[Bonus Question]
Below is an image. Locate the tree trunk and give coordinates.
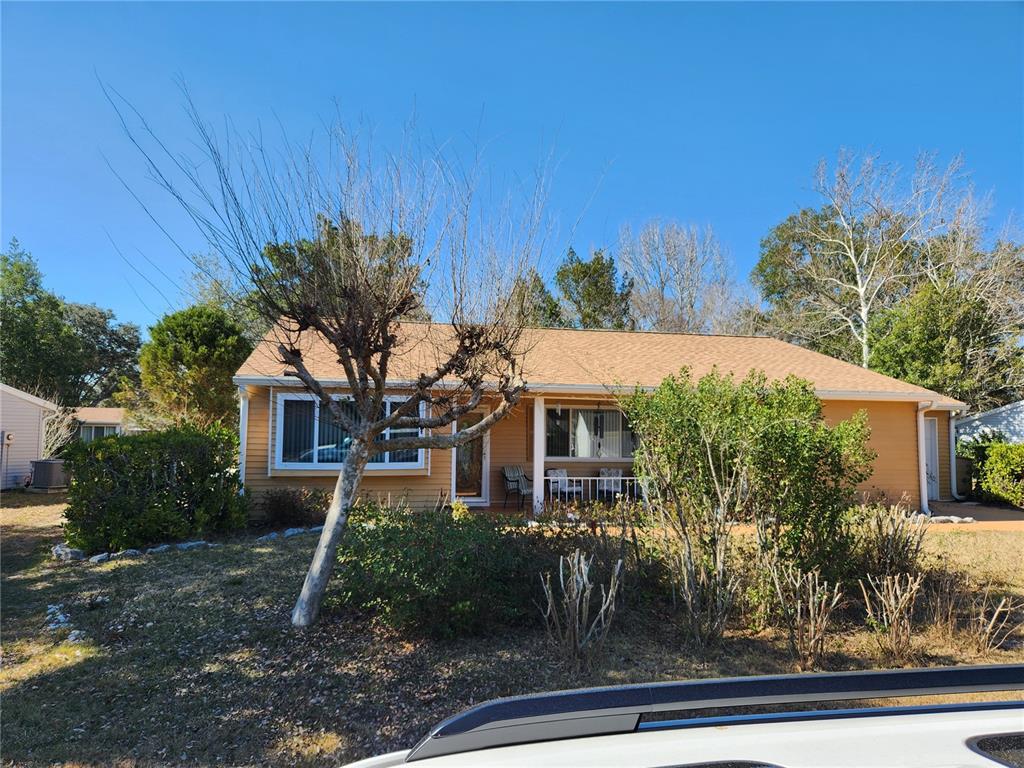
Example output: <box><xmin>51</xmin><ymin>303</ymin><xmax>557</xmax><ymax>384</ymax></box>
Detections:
<box><xmin>290</xmin><ymin>440</ymin><xmax>368</xmax><ymax>627</ymax></box>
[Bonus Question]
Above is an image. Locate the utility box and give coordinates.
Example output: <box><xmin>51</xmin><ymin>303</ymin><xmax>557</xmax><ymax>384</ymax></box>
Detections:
<box><xmin>30</xmin><ymin>459</ymin><xmax>67</xmax><ymax>491</ymax></box>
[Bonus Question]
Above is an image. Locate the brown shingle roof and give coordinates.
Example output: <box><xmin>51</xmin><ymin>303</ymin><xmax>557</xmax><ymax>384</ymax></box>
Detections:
<box><xmin>74</xmin><ymin>407</ymin><xmax>126</xmax><ymax>424</ymax></box>
<box><xmin>234</xmin><ymin>323</ymin><xmax>964</xmax><ymax>406</ymax></box>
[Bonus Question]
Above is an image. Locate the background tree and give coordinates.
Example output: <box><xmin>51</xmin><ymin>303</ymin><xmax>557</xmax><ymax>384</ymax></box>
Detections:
<box><xmin>137</xmin><ymin>304</ymin><xmax>253</xmax><ymax>427</ymax></box>
<box><xmin>114</xmin><ymin>94</ymin><xmax>547</xmax><ymax>626</ymax></box>
<box><xmin>0</xmin><ymin>239</ymin><xmax>139</xmax><ymax>405</ymax></box>
<box><xmin>871</xmin><ymin>278</ymin><xmax>1023</xmax><ymax>410</ymax></box>
<box><xmin>519</xmin><ymin>268</ymin><xmax>567</xmax><ymax>327</ymax></box>
<box><xmin>619</xmin><ymin>221</ymin><xmax>738</xmax><ymax>333</ymax></box>
<box><xmin>752</xmin><ymin>152</ymin><xmax>963</xmax><ymax>367</ymax></box>
<box><xmin>554</xmin><ymin>247</ymin><xmax>633</xmax><ymax>329</ymax></box>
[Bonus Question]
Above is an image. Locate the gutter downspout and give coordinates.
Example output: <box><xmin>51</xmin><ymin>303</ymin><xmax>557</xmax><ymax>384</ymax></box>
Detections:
<box><xmin>917</xmin><ymin>401</ymin><xmax>933</xmax><ymax>516</ymax></box>
<box><xmin>949</xmin><ymin>409</ymin><xmax>965</xmax><ymax>500</ymax></box>
<box><xmin>237</xmin><ymin>386</ymin><xmax>250</xmax><ymax>490</ymax></box>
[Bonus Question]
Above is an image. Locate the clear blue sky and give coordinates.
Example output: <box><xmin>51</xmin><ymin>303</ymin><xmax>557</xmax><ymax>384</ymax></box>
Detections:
<box><xmin>3</xmin><ymin>2</ymin><xmax>1022</xmax><ymax>333</ymax></box>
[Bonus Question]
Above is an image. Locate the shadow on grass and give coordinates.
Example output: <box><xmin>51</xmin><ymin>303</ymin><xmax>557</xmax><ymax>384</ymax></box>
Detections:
<box><xmin>3</xmin><ymin>531</ymin><xmax>1019</xmax><ymax>767</ymax></box>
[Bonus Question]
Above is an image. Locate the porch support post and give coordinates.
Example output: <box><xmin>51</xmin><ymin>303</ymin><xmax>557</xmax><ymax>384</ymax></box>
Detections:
<box><xmin>237</xmin><ymin>385</ymin><xmax>250</xmax><ymax>489</ymax></box>
<box><xmin>532</xmin><ymin>395</ymin><xmax>545</xmax><ymax>514</ymax></box>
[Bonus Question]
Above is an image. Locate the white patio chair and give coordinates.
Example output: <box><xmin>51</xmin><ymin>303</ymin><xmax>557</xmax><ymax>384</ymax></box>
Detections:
<box><xmin>545</xmin><ymin>468</ymin><xmax>583</xmax><ymax>503</ymax></box>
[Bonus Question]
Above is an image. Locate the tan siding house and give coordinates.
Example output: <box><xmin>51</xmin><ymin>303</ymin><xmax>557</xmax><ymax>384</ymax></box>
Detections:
<box><xmin>234</xmin><ymin>324</ymin><xmax>965</xmax><ymax>515</ymax></box>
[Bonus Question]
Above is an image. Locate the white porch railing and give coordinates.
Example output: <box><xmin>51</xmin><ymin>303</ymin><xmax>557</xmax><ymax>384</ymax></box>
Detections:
<box><xmin>542</xmin><ymin>475</ymin><xmax>645</xmax><ymax>507</ymax></box>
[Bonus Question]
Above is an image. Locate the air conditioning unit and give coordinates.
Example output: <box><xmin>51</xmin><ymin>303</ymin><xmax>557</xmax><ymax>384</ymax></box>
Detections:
<box><xmin>31</xmin><ymin>459</ymin><xmax>67</xmax><ymax>490</ymax></box>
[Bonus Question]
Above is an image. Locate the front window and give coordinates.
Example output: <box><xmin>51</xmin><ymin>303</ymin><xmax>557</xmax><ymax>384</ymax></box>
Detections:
<box><xmin>276</xmin><ymin>394</ymin><xmax>424</xmax><ymax>469</ymax></box>
<box><xmin>78</xmin><ymin>425</ymin><xmax>118</xmax><ymax>443</ymax></box>
<box><xmin>545</xmin><ymin>407</ymin><xmax>634</xmax><ymax>459</ymax></box>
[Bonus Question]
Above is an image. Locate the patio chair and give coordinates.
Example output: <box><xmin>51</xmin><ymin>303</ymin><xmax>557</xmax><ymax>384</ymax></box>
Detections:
<box><xmin>502</xmin><ymin>465</ymin><xmax>532</xmax><ymax>509</ymax></box>
<box><xmin>546</xmin><ymin>468</ymin><xmax>584</xmax><ymax>503</ymax></box>
<box><xmin>596</xmin><ymin>467</ymin><xmax>624</xmax><ymax>501</ymax></box>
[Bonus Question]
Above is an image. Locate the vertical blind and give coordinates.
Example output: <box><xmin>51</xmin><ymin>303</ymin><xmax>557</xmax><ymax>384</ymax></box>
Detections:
<box><xmin>545</xmin><ymin>408</ymin><xmax>634</xmax><ymax>458</ymax></box>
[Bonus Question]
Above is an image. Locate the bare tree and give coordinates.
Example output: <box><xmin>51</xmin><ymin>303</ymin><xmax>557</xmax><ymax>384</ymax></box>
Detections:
<box><xmin>767</xmin><ymin>152</ymin><xmax>965</xmax><ymax>367</ymax></box>
<box><xmin>110</xmin><ymin>92</ymin><xmax>549</xmax><ymax>626</ymax></box>
<box><xmin>618</xmin><ymin>221</ymin><xmax>739</xmax><ymax>333</ymax></box>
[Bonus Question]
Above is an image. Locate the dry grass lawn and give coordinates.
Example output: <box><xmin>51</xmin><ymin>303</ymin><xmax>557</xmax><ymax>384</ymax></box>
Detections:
<box><xmin>2</xmin><ymin>492</ymin><xmax>1022</xmax><ymax>767</ymax></box>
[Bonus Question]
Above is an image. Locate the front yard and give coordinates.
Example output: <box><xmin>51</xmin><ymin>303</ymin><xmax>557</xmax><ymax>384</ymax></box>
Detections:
<box><xmin>2</xmin><ymin>492</ymin><xmax>1023</xmax><ymax>767</ymax></box>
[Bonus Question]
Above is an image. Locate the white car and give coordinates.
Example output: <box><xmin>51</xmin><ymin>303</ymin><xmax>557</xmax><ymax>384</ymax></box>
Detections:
<box><xmin>346</xmin><ymin>664</ymin><xmax>1023</xmax><ymax>767</ymax></box>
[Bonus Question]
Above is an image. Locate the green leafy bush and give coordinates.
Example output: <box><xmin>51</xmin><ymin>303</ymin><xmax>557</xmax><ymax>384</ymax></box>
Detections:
<box><xmin>957</xmin><ymin>429</ymin><xmax>1007</xmax><ymax>499</ymax></box>
<box><xmin>979</xmin><ymin>443</ymin><xmax>1024</xmax><ymax>508</ymax></box>
<box><xmin>334</xmin><ymin>501</ymin><xmax>645</xmax><ymax>638</ymax></box>
<box><xmin>63</xmin><ymin>426</ymin><xmax>245</xmax><ymax>552</ymax></box>
<box><xmin>335</xmin><ymin>502</ymin><xmax>538</xmax><ymax>637</ymax></box>
<box><xmin>261</xmin><ymin>487</ymin><xmax>330</xmax><ymax>528</ymax></box>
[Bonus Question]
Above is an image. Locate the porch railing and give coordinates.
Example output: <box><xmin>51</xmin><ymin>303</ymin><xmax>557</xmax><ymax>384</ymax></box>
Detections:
<box><xmin>542</xmin><ymin>475</ymin><xmax>646</xmax><ymax>507</ymax></box>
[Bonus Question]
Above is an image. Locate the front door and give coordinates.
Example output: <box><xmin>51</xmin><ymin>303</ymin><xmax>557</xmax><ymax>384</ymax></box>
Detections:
<box><xmin>453</xmin><ymin>413</ymin><xmax>489</xmax><ymax>504</ymax></box>
<box><xmin>925</xmin><ymin>417</ymin><xmax>940</xmax><ymax>501</ymax></box>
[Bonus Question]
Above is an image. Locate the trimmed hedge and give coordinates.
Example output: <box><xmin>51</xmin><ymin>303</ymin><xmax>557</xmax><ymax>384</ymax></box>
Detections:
<box><xmin>979</xmin><ymin>443</ymin><xmax>1024</xmax><ymax>508</ymax></box>
<box><xmin>63</xmin><ymin>426</ymin><xmax>246</xmax><ymax>553</ymax></box>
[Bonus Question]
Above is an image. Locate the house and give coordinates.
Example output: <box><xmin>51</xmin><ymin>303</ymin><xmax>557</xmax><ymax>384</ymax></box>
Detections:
<box><xmin>955</xmin><ymin>400</ymin><xmax>1024</xmax><ymax>444</ymax></box>
<box><xmin>73</xmin><ymin>407</ymin><xmax>139</xmax><ymax>442</ymax></box>
<box><xmin>232</xmin><ymin>324</ymin><xmax>966</xmax><ymax>515</ymax></box>
<box><xmin>0</xmin><ymin>384</ymin><xmax>58</xmax><ymax>490</ymax></box>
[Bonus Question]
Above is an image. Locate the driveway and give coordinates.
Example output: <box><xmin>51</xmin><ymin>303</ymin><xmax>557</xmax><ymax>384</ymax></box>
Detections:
<box><xmin>930</xmin><ymin>500</ymin><xmax>1024</xmax><ymax>530</ymax></box>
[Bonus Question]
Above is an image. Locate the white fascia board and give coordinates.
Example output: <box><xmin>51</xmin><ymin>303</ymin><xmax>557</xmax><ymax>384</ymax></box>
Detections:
<box><xmin>233</xmin><ymin>375</ymin><xmax>961</xmax><ymax>405</ymax></box>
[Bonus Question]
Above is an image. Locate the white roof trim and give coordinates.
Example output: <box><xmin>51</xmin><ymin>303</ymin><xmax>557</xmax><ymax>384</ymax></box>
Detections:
<box><xmin>0</xmin><ymin>383</ymin><xmax>58</xmax><ymax>411</ymax></box>
<box><xmin>233</xmin><ymin>375</ymin><xmax>961</xmax><ymax>405</ymax></box>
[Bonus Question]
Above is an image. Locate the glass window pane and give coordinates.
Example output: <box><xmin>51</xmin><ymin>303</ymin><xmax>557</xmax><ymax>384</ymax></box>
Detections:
<box><xmin>317</xmin><ymin>401</ymin><xmax>355</xmax><ymax>464</ymax></box>
<box><xmin>573</xmin><ymin>410</ymin><xmax>600</xmax><ymax>458</ymax></box>
<box><xmin>282</xmin><ymin>399</ymin><xmax>315</xmax><ymax>462</ymax></box>
<box><xmin>546</xmin><ymin>408</ymin><xmax>570</xmax><ymax>457</ymax></box>
<box><xmin>600</xmin><ymin>410</ymin><xmax>621</xmax><ymax>457</ymax></box>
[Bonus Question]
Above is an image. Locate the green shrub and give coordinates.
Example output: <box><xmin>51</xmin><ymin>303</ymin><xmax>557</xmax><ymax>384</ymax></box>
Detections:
<box><xmin>957</xmin><ymin>429</ymin><xmax>1007</xmax><ymax>499</ymax></box>
<box><xmin>63</xmin><ymin>425</ymin><xmax>245</xmax><ymax>552</ymax></box>
<box><xmin>261</xmin><ymin>487</ymin><xmax>330</xmax><ymax>528</ymax></box>
<box><xmin>334</xmin><ymin>501</ymin><xmax>647</xmax><ymax>638</ymax></box>
<box><xmin>335</xmin><ymin>502</ymin><xmax>537</xmax><ymax>637</ymax></box>
<box><xmin>979</xmin><ymin>443</ymin><xmax>1024</xmax><ymax>508</ymax></box>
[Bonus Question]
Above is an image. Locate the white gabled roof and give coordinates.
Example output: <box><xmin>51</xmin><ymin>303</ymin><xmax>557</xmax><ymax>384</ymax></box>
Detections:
<box><xmin>0</xmin><ymin>383</ymin><xmax>58</xmax><ymax>411</ymax></box>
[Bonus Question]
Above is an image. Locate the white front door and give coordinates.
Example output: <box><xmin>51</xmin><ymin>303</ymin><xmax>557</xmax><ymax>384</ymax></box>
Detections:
<box><xmin>452</xmin><ymin>412</ymin><xmax>490</xmax><ymax>505</ymax></box>
<box><xmin>925</xmin><ymin>417</ymin><xmax>940</xmax><ymax>501</ymax></box>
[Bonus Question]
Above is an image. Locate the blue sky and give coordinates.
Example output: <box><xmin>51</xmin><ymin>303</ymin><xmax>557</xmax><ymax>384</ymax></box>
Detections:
<box><xmin>3</xmin><ymin>2</ymin><xmax>1022</xmax><ymax>333</ymax></box>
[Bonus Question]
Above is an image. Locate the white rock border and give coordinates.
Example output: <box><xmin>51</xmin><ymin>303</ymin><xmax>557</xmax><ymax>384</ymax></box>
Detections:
<box><xmin>56</xmin><ymin>524</ymin><xmax>326</xmax><ymax>564</ymax></box>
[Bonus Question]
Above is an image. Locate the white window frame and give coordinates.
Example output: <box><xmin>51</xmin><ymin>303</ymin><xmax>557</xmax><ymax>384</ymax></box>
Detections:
<box><xmin>274</xmin><ymin>392</ymin><xmax>425</xmax><ymax>471</ymax></box>
<box><xmin>545</xmin><ymin>406</ymin><xmax>634</xmax><ymax>462</ymax></box>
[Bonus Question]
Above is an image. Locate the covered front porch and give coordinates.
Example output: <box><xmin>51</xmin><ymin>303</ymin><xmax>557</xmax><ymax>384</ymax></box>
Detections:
<box><xmin>450</xmin><ymin>393</ymin><xmax>644</xmax><ymax>513</ymax></box>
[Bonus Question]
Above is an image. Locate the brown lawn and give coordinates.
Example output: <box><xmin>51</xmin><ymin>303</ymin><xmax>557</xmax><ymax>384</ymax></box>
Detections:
<box><xmin>1</xmin><ymin>492</ymin><xmax>1022</xmax><ymax>767</ymax></box>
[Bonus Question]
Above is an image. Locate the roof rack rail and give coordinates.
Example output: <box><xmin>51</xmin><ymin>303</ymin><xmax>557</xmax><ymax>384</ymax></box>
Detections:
<box><xmin>406</xmin><ymin>664</ymin><xmax>1024</xmax><ymax>762</ymax></box>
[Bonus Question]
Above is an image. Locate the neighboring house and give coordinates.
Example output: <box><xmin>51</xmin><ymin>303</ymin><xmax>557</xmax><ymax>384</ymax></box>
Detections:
<box><xmin>0</xmin><ymin>384</ymin><xmax>58</xmax><ymax>490</ymax></box>
<box><xmin>73</xmin><ymin>407</ymin><xmax>139</xmax><ymax>442</ymax></box>
<box><xmin>232</xmin><ymin>324</ymin><xmax>966</xmax><ymax>515</ymax></box>
<box><xmin>955</xmin><ymin>400</ymin><xmax>1024</xmax><ymax>444</ymax></box>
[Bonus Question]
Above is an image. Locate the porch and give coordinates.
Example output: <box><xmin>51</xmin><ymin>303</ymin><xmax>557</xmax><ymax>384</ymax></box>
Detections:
<box><xmin>452</xmin><ymin>394</ymin><xmax>644</xmax><ymax>513</ymax></box>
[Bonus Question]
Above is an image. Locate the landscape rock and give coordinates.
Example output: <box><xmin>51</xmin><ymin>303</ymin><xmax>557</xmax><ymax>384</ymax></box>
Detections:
<box><xmin>88</xmin><ymin>552</ymin><xmax>110</xmax><ymax>564</ymax></box>
<box><xmin>46</xmin><ymin>604</ymin><xmax>71</xmax><ymax>630</ymax></box>
<box><xmin>111</xmin><ymin>549</ymin><xmax>143</xmax><ymax>559</ymax></box>
<box><xmin>255</xmin><ymin>532</ymin><xmax>279</xmax><ymax>543</ymax></box>
<box><xmin>86</xmin><ymin>595</ymin><xmax>110</xmax><ymax>609</ymax></box>
<box><xmin>929</xmin><ymin>515</ymin><xmax>976</xmax><ymax>524</ymax></box>
<box><xmin>176</xmin><ymin>541</ymin><xmax>208</xmax><ymax>552</ymax></box>
<box><xmin>52</xmin><ymin>544</ymin><xmax>85</xmax><ymax>562</ymax></box>
<box><xmin>207</xmin><ymin>542</ymin><xmax>223</xmax><ymax>548</ymax></box>
<box><xmin>67</xmin><ymin>630</ymin><xmax>87</xmax><ymax>643</ymax></box>
<box><xmin>146</xmin><ymin>544</ymin><xmax>171</xmax><ymax>555</ymax></box>
<box><xmin>283</xmin><ymin>527</ymin><xmax>306</xmax><ymax>538</ymax></box>
<box><xmin>308</xmin><ymin>525</ymin><xmax>324</xmax><ymax>534</ymax></box>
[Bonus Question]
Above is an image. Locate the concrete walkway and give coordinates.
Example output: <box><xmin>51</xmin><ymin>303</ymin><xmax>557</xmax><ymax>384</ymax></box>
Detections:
<box><xmin>929</xmin><ymin>500</ymin><xmax>1024</xmax><ymax>530</ymax></box>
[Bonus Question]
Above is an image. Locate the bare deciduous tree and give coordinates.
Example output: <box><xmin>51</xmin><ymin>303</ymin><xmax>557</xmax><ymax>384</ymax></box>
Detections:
<box><xmin>111</xmin><ymin>91</ymin><xmax>549</xmax><ymax>626</ymax></box>
<box><xmin>765</xmin><ymin>152</ymin><xmax>966</xmax><ymax>367</ymax></box>
<box><xmin>618</xmin><ymin>222</ymin><xmax>739</xmax><ymax>334</ymax></box>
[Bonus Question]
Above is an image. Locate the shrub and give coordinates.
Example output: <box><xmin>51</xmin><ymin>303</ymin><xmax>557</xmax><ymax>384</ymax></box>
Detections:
<box><xmin>63</xmin><ymin>425</ymin><xmax>245</xmax><ymax>553</ymax></box>
<box><xmin>336</xmin><ymin>502</ymin><xmax>540</xmax><ymax>637</ymax></box>
<box><xmin>860</xmin><ymin>573</ymin><xmax>923</xmax><ymax>664</ymax></box>
<box><xmin>261</xmin><ymin>487</ymin><xmax>330</xmax><ymax>528</ymax></box>
<box><xmin>957</xmin><ymin>429</ymin><xmax>1007</xmax><ymax>499</ymax></box>
<box><xmin>978</xmin><ymin>443</ymin><xmax>1024</xmax><ymax>508</ymax></box>
<box><xmin>540</xmin><ymin>549</ymin><xmax>622</xmax><ymax>672</ymax></box>
<box><xmin>852</xmin><ymin>502</ymin><xmax>925</xmax><ymax>579</ymax></box>
<box><xmin>769</xmin><ymin>561</ymin><xmax>843</xmax><ymax>671</ymax></box>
